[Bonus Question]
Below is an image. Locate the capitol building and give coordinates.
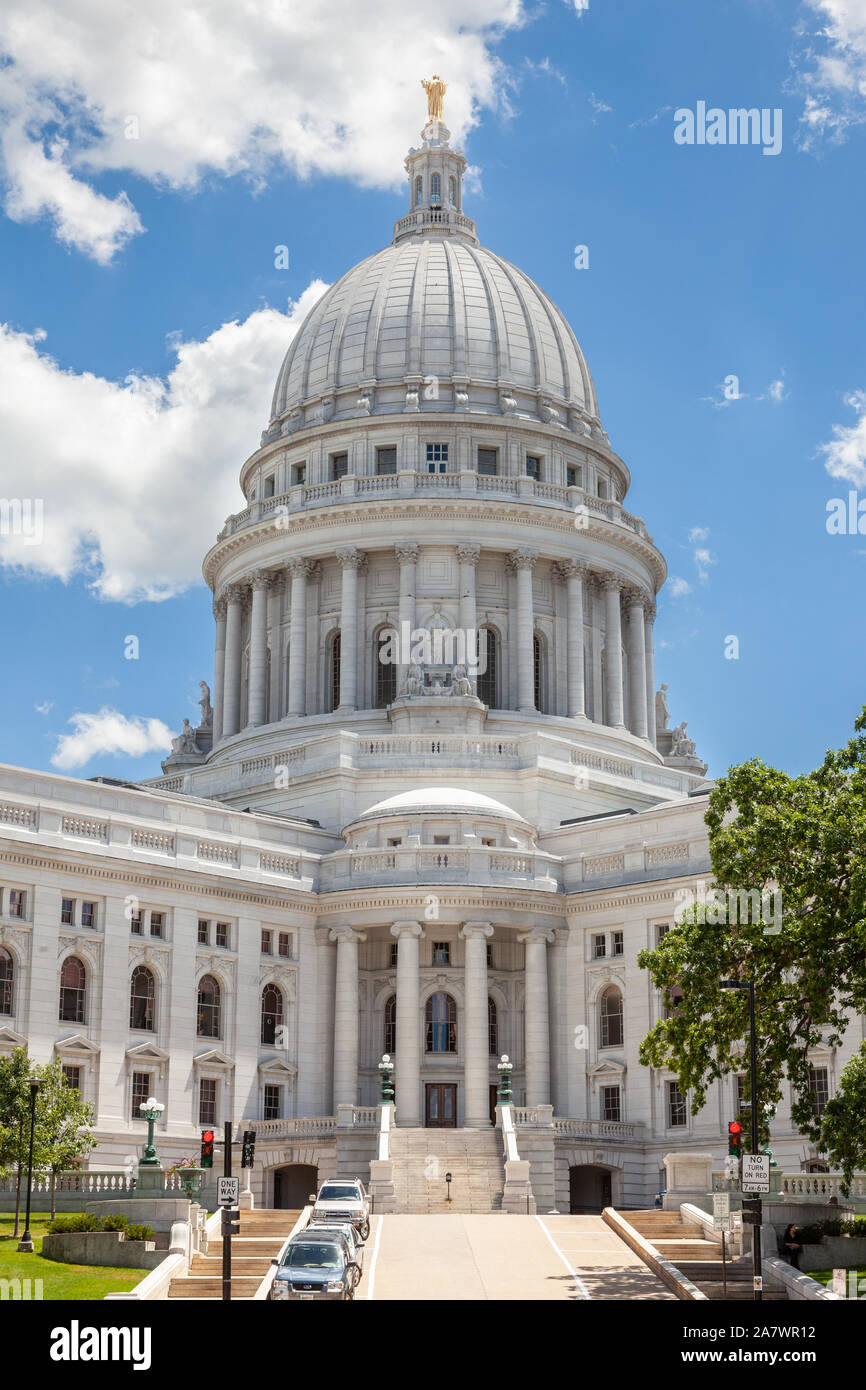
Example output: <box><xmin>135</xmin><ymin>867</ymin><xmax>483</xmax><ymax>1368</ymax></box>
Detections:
<box><xmin>0</xmin><ymin>89</ymin><xmax>855</xmax><ymax>1213</ymax></box>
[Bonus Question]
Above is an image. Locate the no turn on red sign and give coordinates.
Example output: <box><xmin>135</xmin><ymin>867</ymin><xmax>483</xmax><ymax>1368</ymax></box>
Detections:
<box><xmin>741</xmin><ymin>1154</ymin><xmax>770</xmax><ymax>1194</ymax></box>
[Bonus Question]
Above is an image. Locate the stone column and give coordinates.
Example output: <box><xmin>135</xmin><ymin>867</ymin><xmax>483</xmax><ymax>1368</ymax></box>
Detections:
<box><xmin>602</xmin><ymin>574</ymin><xmax>625</xmax><ymax>729</ymax></box>
<box><xmin>336</xmin><ymin>548</ymin><xmax>365</xmax><ymax>711</ymax></box>
<box><xmin>247</xmin><ymin>571</ymin><xmax>271</xmax><ymax>727</ymax></box>
<box><xmin>644</xmin><ymin>599</ymin><xmax>657</xmax><ymax>747</ymax></box>
<box><xmin>391</xmin><ymin>922</ymin><xmax>424</xmax><ymax>1127</ymax></box>
<box><xmin>520</xmin><ymin>927</ymin><xmax>554</xmax><ymax>1105</ymax></box>
<box><xmin>509</xmin><ymin>549</ymin><xmax>538</xmax><ymax>711</ymax></box>
<box><xmin>456</xmin><ymin>544</ymin><xmax>480</xmax><ymax>676</ymax></box>
<box><xmin>625</xmin><ymin>587</ymin><xmax>649</xmax><ymax>739</ymax></box>
<box><xmin>557</xmin><ymin>561</ymin><xmax>587</xmax><ymax>719</ymax></box>
<box><xmin>460</xmin><ymin>923</ymin><xmax>494</xmax><ymax>1127</ymax></box>
<box><xmin>395</xmin><ymin>544</ymin><xmax>418</xmax><ymax>693</ymax></box>
<box><xmin>212</xmin><ymin>597</ymin><xmax>227</xmax><ymax>743</ymax></box>
<box><xmin>329</xmin><ymin>926</ymin><xmax>366</xmax><ymax>1108</ymax></box>
<box><xmin>222</xmin><ymin>584</ymin><xmax>246</xmax><ymax>738</ymax></box>
<box><xmin>267</xmin><ymin>572</ymin><xmax>284</xmax><ymax>722</ymax></box>
<box><xmin>287</xmin><ymin>559</ymin><xmax>314</xmax><ymax>717</ymax></box>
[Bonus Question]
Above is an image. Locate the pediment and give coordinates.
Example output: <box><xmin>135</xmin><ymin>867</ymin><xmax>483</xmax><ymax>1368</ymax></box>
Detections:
<box><xmin>258</xmin><ymin>1056</ymin><xmax>298</xmax><ymax>1077</ymax></box>
<box><xmin>193</xmin><ymin>1048</ymin><xmax>235</xmax><ymax>1069</ymax></box>
<box><xmin>54</xmin><ymin>1033</ymin><xmax>101</xmax><ymax>1058</ymax></box>
<box><xmin>588</xmin><ymin>1059</ymin><xmax>626</xmax><ymax>1081</ymax></box>
<box><xmin>125</xmin><ymin>1042</ymin><xmax>171</xmax><ymax>1063</ymax></box>
<box><xmin>0</xmin><ymin>1024</ymin><xmax>28</xmax><ymax>1050</ymax></box>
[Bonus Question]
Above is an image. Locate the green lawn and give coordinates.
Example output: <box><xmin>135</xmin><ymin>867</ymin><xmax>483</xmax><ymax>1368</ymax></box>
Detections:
<box><xmin>0</xmin><ymin>1212</ymin><xmax>145</xmax><ymax>1300</ymax></box>
<box><xmin>808</xmin><ymin>1267</ymin><xmax>866</xmax><ymax>1289</ymax></box>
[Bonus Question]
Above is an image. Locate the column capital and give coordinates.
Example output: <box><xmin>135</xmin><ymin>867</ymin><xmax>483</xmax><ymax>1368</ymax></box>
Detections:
<box><xmin>623</xmin><ymin>583</ymin><xmax>650</xmax><ymax>610</ymax></box>
<box><xmin>213</xmin><ymin>596</ymin><xmax>227</xmax><ymax>620</ymax></box>
<box><xmin>249</xmin><ymin>569</ymin><xmax>272</xmax><ymax>593</ymax></box>
<box><xmin>643</xmin><ymin>595</ymin><xmax>657</xmax><ymax>622</ymax></box>
<box><xmin>600</xmin><ymin>571</ymin><xmax>625</xmax><ymax>593</ymax></box>
<box><xmin>456</xmin><ymin>544</ymin><xmax>481</xmax><ymax>566</ymax></box>
<box><xmin>336</xmin><ymin>547</ymin><xmax>367</xmax><ymax>571</ymax></box>
<box><xmin>224</xmin><ymin>581</ymin><xmax>249</xmax><ymax>606</ymax></box>
<box><xmin>288</xmin><ymin>556</ymin><xmax>319</xmax><ymax>580</ymax></box>
<box><xmin>459</xmin><ymin>922</ymin><xmax>494</xmax><ymax>939</ymax></box>
<box><xmin>268</xmin><ymin>569</ymin><xmax>286</xmax><ymax>593</ymax></box>
<box><xmin>329</xmin><ymin>925</ymin><xmax>367</xmax><ymax>944</ymax></box>
<box><xmin>518</xmin><ymin>927</ymin><xmax>555</xmax><ymax>945</ymax></box>
<box><xmin>553</xmin><ymin>559</ymin><xmax>588</xmax><ymax>583</ymax></box>
<box><xmin>508</xmin><ymin>547</ymin><xmax>539</xmax><ymax>571</ymax></box>
<box><xmin>390</xmin><ymin>921</ymin><xmax>424</xmax><ymax>938</ymax></box>
<box><xmin>395</xmin><ymin>544</ymin><xmax>419</xmax><ymax>564</ymax></box>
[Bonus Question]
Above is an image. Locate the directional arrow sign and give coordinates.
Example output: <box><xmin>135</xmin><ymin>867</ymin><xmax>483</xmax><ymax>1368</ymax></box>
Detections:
<box><xmin>218</xmin><ymin>1176</ymin><xmax>240</xmax><ymax>1206</ymax></box>
<box><xmin>741</xmin><ymin>1154</ymin><xmax>770</xmax><ymax>1194</ymax></box>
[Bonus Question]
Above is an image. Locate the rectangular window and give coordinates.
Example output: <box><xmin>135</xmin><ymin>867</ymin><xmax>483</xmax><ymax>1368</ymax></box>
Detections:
<box><xmin>432</xmin><ymin>942</ymin><xmax>450</xmax><ymax>966</ymax></box>
<box><xmin>612</xmin><ymin>930</ymin><xmax>624</xmax><ymax>957</ymax></box>
<box><xmin>566</xmin><ymin>465</ymin><xmax>580</xmax><ymax>488</ymax></box>
<box><xmin>130</xmin><ymin>910</ymin><xmax>143</xmax><ymax>935</ymax></box>
<box><xmin>216</xmin><ymin>922</ymin><xmax>229</xmax><ymax>949</ymax></box>
<box><xmin>61</xmin><ymin>897</ymin><xmax>75</xmax><ymax>925</ymax></box>
<box><xmin>278</xmin><ymin>932</ymin><xmax>290</xmax><ymax>958</ymax></box>
<box><xmin>263</xmin><ymin>475</ymin><xmax>275</xmax><ymax>498</ymax></box>
<box><xmin>291</xmin><ymin>463</ymin><xmax>306</xmax><ymax>487</ymax></box>
<box><xmin>486</xmin><ymin>943</ymin><xmax>493</xmax><ymax>969</ymax></box>
<box><xmin>736</xmin><ymin>1074</ymin><xmax>746</xmax><ymax>1112</ymax></box>
<box><xmin>331</xmin><ymin>452</ymin><xmax>349</xmax><ymax>480</ymax></box>
<box><xmin>666</xmin><ymin>1080</ymin><xmax>687</xmax><ymax>1128</ymax></box>
<box><xmin>263</xmin><ymin>1084</ymin><xmax>282</xmax><ymax>1121</ymax></box>
<box><xmin>131</xmin><ymin>1072</ymin><xmax>151</xmax><ymax>1120</ymax></box>
<box><xmin>525</xmin><ymin>454</ymin><xmax>541</xmax><ymax>480</ymax></box>
<box><xmin>261</xmin><ymin>929</ymin><xmax>272</xmax><ymax>955</ymax></box>
<box><xmin>81</xmin><ymin>901</ymin><xmax>96</xmax><ymax>929</ymax></box>
<box><xmin>601</xmin><ymin>1085</ymin><xmax>621</xmax><ymax>1123</ymax></box>
<box><xmin>426</xmin><ymin>442</ymin><xmax>448</xmax><ymax>472</ymax></box>
<box><xmin>149</xmin><ymin>912</ymin><xmax>164</xmax><ymax>938</ymax></box>
<box><xmin>433</xmin><ymin>835</ymin><xmax>450</xmax><ymax>845</ymax></box>
<box><xmin>592</xmin><ymin>933</ymin><xmax>606</xmax><ymax>959</ymax></box>
<box><xmin>199</xmin><ymin>1078</ymin><xmax>217</xmax><ymax>1127</ymax></box>
<box><xmin>597</xmin><ymin>477</ymin><xmax>608</xmax><ymax>499</ymax></box>
<box><xmin>62</xmin><ymin>1065</ymin><xmax>81</xmax><ymax>1092</ymax></box>
<box><xmin>376</xmin><ymin>447</ymin><xmax>397</xmax><ymax>475</ymax></box>
<box><xmin>9</xmin><ymin>890</ymin><xmax>25</xmax><ymax>919</ymax></box>
<box><xmin>808</xmin><ymin>1066</ymin><xmax>829</xmax><ymax>1117</ymax></box>
<box><xmin>656</xmin><ymin>923</ymin><xmax>670</xmax><ymax>945</ymax></box>
<box><xmin>389</xmin><ymin>942</ymin><xmax>398</xmax><ymax>968</ymax></box>
<box><xmin>477</xmin><ymin>447</ymin><xmax>498</xmax><ymax>476</ymax></box>
<box><xmin>198</xmin><ymin>919</ymin><xmax>209</xmax><ymax>944</ymax></box>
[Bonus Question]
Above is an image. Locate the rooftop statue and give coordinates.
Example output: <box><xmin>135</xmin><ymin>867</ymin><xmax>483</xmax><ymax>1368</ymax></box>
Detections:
<box><xmin>422</xmin><ymin>75</ymin><xmax>447</xmax><ymax>122</ymax></box>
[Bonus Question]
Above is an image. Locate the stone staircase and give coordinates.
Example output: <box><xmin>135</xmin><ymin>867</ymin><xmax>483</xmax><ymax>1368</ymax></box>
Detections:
<box><xmin>168</xmin><ymin>1208</ymin><xmax>301</xmax><ymax>1299</ymax></box>
<box><xmin>622</xmin><ymin>1209</ymin><xmax>786</xmax><ymax>1301</ymax></box>
<box><xmin>390</xmin><ymin>1127</ymin><xmax>506</xmax><ymax>1213</ymax></box>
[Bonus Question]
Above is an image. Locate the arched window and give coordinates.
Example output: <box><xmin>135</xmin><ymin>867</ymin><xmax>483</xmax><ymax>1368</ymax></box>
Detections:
<box><xmin>415</xmin><ymin>175</ymin><xmax>423</xmax><ymax>206</ymax></box>
<box><xmin>330</xmin><ymin>631</ymin><xmax>341</xmax><ymax>711</ymax></box>
<box><xmin>261</xmin><ymin>983</ymin><xmax>284</xmax><ymax>1045</ymax></box>
<box><xmin>533</xmin><ymin>633</ymin><xmax>546</xmax><ymax>712</ymax></box>
<box><xmin>488</xmin><ymin>997</ymin><xmax>498</xmax><ymax>1055</ymax></box>
<box><xmin>59</xmin><ymin>956</ymin><xmax>86</xmax><ymax>1024</ymax></box>
<box><xmin>476</xmin><ymin>627</ymin><xmax>498</xmax><ymax>708</ymax></box>
<box><xmin>197</xmin><ymin>975</ymin><xmax>221</xmax><ymax>1038</ymax></box>
<box><xmin>426</xmin><ymin>992</ymin><xmax>457</xmax><ymax>1053</ymax></box>
<box><xmin>375</xmin><ymin>627</ymin><xmax>397</xmax><ymax>708</ymax></box>
<box><xmin>599</xmin><ymin>986</ymin><xmax>623</xmax><ymax>1049</ymax></box>
<box><xmin>129</xmin><ymin>965</ymin><xmax>155</xmax><ymax>1031</ymax></box>
<box><xmin>430</xmin><ymin>172</ymin><xmax>441</xmax><ymax>205</ymax></box>
<box><xmin>384</xmin><ymin>994</ymin><xmax>397</xmax><ymax>1054</ymax></box>
<box><xmin>0</xmin><ymin>947</ymin><xmax>13</xmax><ymax>1014</ymax></box>
<box><xmin>449</xmin><ymin>176</ymin><xmax>456</xmax><ymax>207</ymax></box>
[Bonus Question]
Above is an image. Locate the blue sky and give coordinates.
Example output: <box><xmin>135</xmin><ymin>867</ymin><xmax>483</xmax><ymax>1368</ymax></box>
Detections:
<box><xmin>0</xmin><ymin>0</ymin><xmax>864</xmax><ymax>784</ymax></box>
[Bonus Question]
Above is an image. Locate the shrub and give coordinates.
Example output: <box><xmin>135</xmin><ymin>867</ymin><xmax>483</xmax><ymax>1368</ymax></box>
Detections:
<box><xmin>845</xmin><ymin>1217</ymin><xmax>866</xmax><ymax>1238</ymax></box>
<box><xmin>797</xmin><ymin>1224</ymin><xmax>823</xmax><ymax>1244</ymax></box>
<box><xmin>125</xmin><ymin>1222</ymin><xmax>154</xmax><ymax>1242</ymax></box>
<box><xmin>820</xmin><ymin>1218</ymin><xmax>846</xmax><ymax>1238</ymax></box>
<box><xmin>100</xmin><ymin>1213</ymin><xmax>130</xmax><ymax>1232</ymax></box>
<box><xmin>46</xmin><ymin>1212</ymin><xmax>102</xmax><ymax>1233</ymax></box>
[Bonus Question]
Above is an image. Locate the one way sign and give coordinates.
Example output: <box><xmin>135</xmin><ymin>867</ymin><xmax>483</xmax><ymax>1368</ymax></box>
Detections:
<box><xmin>218</xmin><ymin>1176</ymin><xmax>240</xmax><ymax>1205</ymax></box>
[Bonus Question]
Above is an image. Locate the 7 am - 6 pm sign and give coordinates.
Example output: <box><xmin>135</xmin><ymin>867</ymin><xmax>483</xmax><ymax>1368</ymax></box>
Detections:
<box><xmin>741</xmin><ymin>1155</ymin><xmax>771</xmax><ymax>1194</ymax></box>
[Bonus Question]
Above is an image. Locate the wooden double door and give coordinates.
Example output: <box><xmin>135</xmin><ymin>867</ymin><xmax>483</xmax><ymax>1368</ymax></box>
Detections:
<box><xmin>425</xmin><ymin>1083</ymin><xmax>457</xmax><ymax>1127</ymax></box>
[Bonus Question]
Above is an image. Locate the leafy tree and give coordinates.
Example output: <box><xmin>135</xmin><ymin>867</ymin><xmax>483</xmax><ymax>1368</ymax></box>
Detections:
<box><xmin>638</xmin><ymin>707</ymin><xmax>866</xmax><ymax>1163</ymax></box>
<box><xmin>819</xmin><ymin>1044</ymin><xmax>866</xmax><ymax>1189</ymax></box>
<box><xmin>0</xmin><ymin>1049</ymin><xmax>38</xmax><ymax>1236</ymax></box>
<box><xmin>0</xmin><ymin>1047</ymin><xmax>97</xmax><ymax>1227</ymax></box>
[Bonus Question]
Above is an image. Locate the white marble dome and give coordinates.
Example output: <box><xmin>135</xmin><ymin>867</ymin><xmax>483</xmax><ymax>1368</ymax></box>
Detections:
<box><xmin>359</xmin><ymin>786</ymin><xmax>526</xmax><ymax>821</ymax></box>
<box><xmin>268</xmin><ymin>237</ymin><xmax>600</xmax><ymax>431</ymax></box>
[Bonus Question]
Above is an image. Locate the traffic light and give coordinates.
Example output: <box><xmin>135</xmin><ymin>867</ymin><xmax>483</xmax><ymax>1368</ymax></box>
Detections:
<box><xmin>728</xmin><ymin>1120</ymin><xmax>743</xmax><ymax>1158</ymax></box>
<box><xmin>201</xmin><ymin>1130</ymin><xmax>215</xmax><ymax>1168</ymax></box>
<box><xmin>221</xmin><ymin>1206</ymin><xmax>240</xmax><ymax>1237</ymax></box>
<box><xmin>241</xmin><ymin>1129</ymin><xmax>256</xmax><ymax>1169</ymax></box>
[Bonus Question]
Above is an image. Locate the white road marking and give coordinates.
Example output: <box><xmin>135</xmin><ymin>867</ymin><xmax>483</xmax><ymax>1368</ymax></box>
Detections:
<box><xmin>535</xmin><ymin>1215</ymin><xmax>592</xmax><ymax>1299</ymax></box>
<box><xmin>363</xmin><ymin>1214</ymin><xmax>384</xmax><ymax>1300</ymax></box>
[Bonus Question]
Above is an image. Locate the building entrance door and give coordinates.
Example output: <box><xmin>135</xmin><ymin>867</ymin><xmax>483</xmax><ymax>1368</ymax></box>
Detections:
<box><xmin>489</xmin><ymin>1085</ymin><xmax>498</xmax><ymax>1125</ymax></box>
<box><xmin>425</xmin><ymin>1083</ymin><xmax>457</xmax><ymax>1127</ymax></box>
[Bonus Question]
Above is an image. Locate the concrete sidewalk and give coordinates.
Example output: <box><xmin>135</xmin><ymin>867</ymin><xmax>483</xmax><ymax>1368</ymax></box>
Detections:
<box><xmin>363</xmin><ymin>1213</ymin><xmax>676</xmax><ymax>1301</ymax></box>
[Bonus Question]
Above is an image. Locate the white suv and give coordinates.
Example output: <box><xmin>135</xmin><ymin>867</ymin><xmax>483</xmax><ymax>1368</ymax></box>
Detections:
<box><xmin>310</xmin><ymin>1178</ymin><xmax>371</xmax><ymax>1240</ymax></box>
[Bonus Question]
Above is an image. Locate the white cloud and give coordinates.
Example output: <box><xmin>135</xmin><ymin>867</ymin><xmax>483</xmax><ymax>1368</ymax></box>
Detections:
<box><xmin>668</xmin><ymin>576</ymin><xmax>692</xmax><ymax>597</ymax></box>
<box><xmin>0</xmin><ymin>0</ymin><xmax>535</xmax><ymax>261</ymax></box>
<box><xmin>820</xmin><ymin>389</ymin><xmax>866</xmax><ymax>486</ymax></box>
<box><xmin>688</xmin><ymin>526</ymin><xmax>709</xmax><ymax>543</ymax></box>
<box><xmin>51</xmin><ymin>708</ymin><xmax>174</xmax><ymax>770</ymax></box>
<box><xmin>0</xmin><ymin>280</ymin><xmax>327</xmax><ymax>602</ymax></box>
<box><xmin>795</xmin><ymin>2</ymin><xmax>866</xmax><ymax>149</ymax></box>
<box><xmin>588</xmin><ymin>92</ymin><xmax>612</xmax><ymax>121</ymax></box>
<box><xmin>35</xmin><ymin>700</ymin><xmax>53</xmax><ymax>715</ymax></box>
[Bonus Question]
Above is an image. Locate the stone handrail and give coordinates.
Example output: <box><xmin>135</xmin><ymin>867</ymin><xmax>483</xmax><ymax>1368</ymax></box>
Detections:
<box><xmin>552</xmin><ymin>1117</ymin><xmax>644</xmax><ymax>1141</ymax></box>
<box><xmin>252</xmin><ymin>1116</ymin><xmax>337</xmax><ymax>1138</ymax></box>
<box><xmin>0</xmin><ymin>1170</ymin><xmax>137</xmax><ymax>1197</ymax></box>
<box><xmin>499</xmin><ymin>1105</ymin><xmax>521</xmax><ymax>1163</ymax></box>
<box><xmin>711</xmin><ymin>1170</ymin><xmax>866</xmax><ymax>1199</ymax></box>
<box><xmin>378</xmin><ymin>1104</ymin><xmax>391</xmax><ymax>1162</ymax></box>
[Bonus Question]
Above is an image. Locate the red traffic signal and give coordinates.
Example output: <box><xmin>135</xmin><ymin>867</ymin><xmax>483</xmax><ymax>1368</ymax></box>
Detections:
<box><xmin>201</xmin><ymin>1130</ymin><xmax>215</xmax><ymax>1168</ymax></box>
<box><xmin>728</xmin><ymin>1120</ymin><xmax>743</xmax><ymax>1157</ymax></box>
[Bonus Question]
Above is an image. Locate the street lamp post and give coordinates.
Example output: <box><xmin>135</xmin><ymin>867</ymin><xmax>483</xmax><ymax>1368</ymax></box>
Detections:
<box><xmin>378</xmin><ymin>1054</ymin><xmax>395</xmax><ymax>1105</ymax></box>
<box><xmin>17</xmin><ymin>1076</ymin><xmax>41</xmax><ymax>1253</ymax></box>
<box><xmin>496</xmin><ymin>1055</ymin><xmax>513</xmax><ymax>1106</ymax></box>
<box><xmin>720</xmin><ymin>978</ymin><xmax>762</xmax><ymax>1302</ymax></box>
<box><xmin>138</xmin><ymin>1096</ymin><xmax>165</xmax><ymax>1166</ymax></box>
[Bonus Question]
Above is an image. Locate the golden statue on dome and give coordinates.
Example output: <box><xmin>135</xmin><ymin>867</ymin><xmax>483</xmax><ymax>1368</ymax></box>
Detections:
<box><xmin>422</xmin><ymin>75</ymin><xmax>447</xmax><ymax>122</ymax></box>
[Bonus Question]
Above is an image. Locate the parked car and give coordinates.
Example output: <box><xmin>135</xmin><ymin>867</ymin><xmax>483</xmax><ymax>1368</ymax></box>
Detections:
<box><xmin>309</xmin><ymin>1178</ymin><xmax>371</xmax><ymax>1240</ymax></box>
<box><xmin>304</xmin><ymin>1220</ymin><xmax>365</xmax><ymax>1271</ymax></box>
<box><xmin>270</xmin><ymin>1231</ymin><xmax>361</xmax><ymax>1301</ymax></box>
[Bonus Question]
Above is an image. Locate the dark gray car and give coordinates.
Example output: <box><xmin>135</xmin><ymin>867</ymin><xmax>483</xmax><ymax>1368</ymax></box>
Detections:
<box><xmin>270</xmin><ymin>1231</ymin><xmax>361</xmax><ymax>1301</ymax></box>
